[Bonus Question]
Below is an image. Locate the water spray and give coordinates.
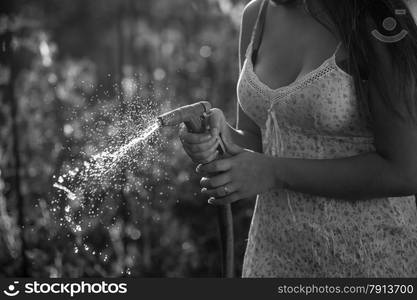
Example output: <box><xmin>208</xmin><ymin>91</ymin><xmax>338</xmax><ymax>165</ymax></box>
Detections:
<box><xmin>158</xmin><ymin>101</ymin><xmax>234</xmax><ymax>278</ymax></box>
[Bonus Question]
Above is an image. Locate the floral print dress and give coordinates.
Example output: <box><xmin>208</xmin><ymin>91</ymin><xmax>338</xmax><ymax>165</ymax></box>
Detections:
<box><xmin>237</xmin><ymin>28</ymin><xmax>417</xmax><ymax>277</ymax></box>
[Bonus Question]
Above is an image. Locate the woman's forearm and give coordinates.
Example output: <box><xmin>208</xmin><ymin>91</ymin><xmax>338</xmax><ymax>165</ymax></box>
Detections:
<box><xmin>272</xmin><ymin>153</ymin><xmax>417</xmax><ymax>200</ymax></box>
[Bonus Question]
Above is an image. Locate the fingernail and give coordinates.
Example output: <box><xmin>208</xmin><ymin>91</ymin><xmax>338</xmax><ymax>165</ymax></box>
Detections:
<box><xmin>208</xmin><ymin>197</ymin><xmax>215</xmax><ymax>205</ymax></box>
<box><xmin>201</xmin><ymin>188</ymin><xmax>207</xmax><ymax>194</ymax></box>
<box><xmin>196</xmin><ymin>165</ymin><xmax>201</xmax><ymax>173</ymax></box>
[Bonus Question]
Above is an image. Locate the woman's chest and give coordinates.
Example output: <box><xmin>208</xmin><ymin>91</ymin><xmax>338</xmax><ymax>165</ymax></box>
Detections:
<box><xmin>237</xmin><ymin>65</ymin><xmax>372</xmax><ymax>138</ymax></box>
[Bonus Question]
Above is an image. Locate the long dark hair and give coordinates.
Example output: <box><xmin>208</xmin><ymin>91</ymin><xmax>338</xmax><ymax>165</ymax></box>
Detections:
<box><xmin>273</xmin><ymin>0</ymin><xmax>417</xmax><ymax>125</ymax></box>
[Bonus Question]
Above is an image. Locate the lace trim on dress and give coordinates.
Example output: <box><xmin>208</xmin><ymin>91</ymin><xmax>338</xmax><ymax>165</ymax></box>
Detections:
<box><xmin>245</xmin><ymin>41</ymin><xmax>344</xmax><ymax>104</ymax></box>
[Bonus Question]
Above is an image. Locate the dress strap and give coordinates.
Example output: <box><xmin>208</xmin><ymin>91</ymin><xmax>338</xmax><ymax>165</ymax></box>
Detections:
<box><xmin>250</xmin><ymin>0</ymin><xmax>269</xmax><ymax>64</ymax></box>
<box><xmin>332</xmin><ymin>42</ymin><xmax>342</xmax><ymax>60</ymax></box>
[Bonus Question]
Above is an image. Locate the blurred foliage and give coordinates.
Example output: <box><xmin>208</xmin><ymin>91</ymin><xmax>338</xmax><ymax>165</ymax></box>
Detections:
<box><xmin>0</xmin><ymin>0</ymin><xmax>253</xmax><ymax>277</ymax></box>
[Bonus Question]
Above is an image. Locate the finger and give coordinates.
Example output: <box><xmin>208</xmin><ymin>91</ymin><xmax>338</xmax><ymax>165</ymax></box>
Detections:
<box><xmin>199</xmin><ymin>149</ymin><xmax>220</xmax><ymax>164</ymax></box>
<box><xmin>200</xmin><ymin>172</ymin><xmax>231</xmax><ymax>189</ymax></box>
<box><xmin>201</xmin><ymin>183</ymin><xmax>238</xmax><ymax>198</ymax></box>
<box><xmin>180</xmin><ymin>132</ymin><xmax>212</xmax><ymax>145</ymax></box>
<box><xmin>185</xmin><ymin>135</ymin><xmax>218</xmax><ymax>154</ymax></box>
<box><xmin>207</xmin><ymin>193</ymin><xmax>241</xmax><ymax>206</ymax></box>
<box><xmin>184</xmin><ymin>147</ymin><xmax>219</xmax><ymax>165</ymax></box>
<box><xmin>181</xmin><ymin>144</ymin><xmax>198</xmax><ymax>161</ymax></box>
<box><xmin>194</xmin><ymin>150</ymin><xmax>219</xmax><ymax>164</ymax></box>
<box><xmin>179</xmin><ymin>125</ymin><xmax>212</xmax><ymax>144</ymax></box>
<box><xmin>182</xmin><ymin>147</ymin><xmax>210</xmax><ymax>164</ymax></box>
<box><xmin>193</xmin><ymin>140</ymin><xmax>220</xmax><ymax>161</ymax></box>
<box><xmin>196</xmin><ymin>158</ymin><xmax>232</xmax><ymax>174</ymax></box>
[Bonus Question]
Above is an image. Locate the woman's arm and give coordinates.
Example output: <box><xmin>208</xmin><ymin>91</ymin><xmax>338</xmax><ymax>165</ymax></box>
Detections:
<box><xmin>201</xmin><ymin>116</ymin><xmax>417</xmax><ymax>202</ymax></box>
<box><xmin>272</xmin><ymin>151</ymin><xmax>417</xmax><ymax>200</ymax></box>
<box><xmin>228</xmin><ymin>0</ymin><xmax>263</xmax><ymax>152</ymax></box>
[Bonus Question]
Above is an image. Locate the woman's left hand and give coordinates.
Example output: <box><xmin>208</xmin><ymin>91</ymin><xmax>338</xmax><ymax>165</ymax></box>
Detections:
<box><xmin>197</xmin><ymin>146</ymin><xmax>280</xmax><ymax>205</ymax></box>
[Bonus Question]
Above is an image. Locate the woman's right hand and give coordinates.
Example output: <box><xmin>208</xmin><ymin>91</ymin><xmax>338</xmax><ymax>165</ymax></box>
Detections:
<box><xmin>179</xmin><ymin>108</ymin><xmax>233</xmax><ymax>164</ymax></box>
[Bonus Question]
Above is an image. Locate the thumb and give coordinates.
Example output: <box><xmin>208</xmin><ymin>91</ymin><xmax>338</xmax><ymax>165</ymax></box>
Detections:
<box><xmin>207</xmin><ymin>108</ymin><xmax>243</xmax><ymax>155</ymax></box>
<box><xmin>207</xmin><ymin>108</ymin><xmax>224</xmax><ymax>137</ymax></box>
<box><xmin>220</xmin><ymin>132</ymin><xmax>243</xmax><ymax>155</ymax></box>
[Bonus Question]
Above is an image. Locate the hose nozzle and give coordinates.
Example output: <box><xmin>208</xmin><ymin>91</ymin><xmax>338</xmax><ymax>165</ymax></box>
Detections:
<box><xmin>158</xmin><ymin>101</ymin><xmax>211</xmax><ymax>133</ymax></box>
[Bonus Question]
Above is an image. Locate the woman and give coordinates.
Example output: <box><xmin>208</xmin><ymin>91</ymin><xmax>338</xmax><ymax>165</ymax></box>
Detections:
<box><xmin>180</xmin><ymin>0</ymin><xmax>417</xmax><ymax>277</ymax></box>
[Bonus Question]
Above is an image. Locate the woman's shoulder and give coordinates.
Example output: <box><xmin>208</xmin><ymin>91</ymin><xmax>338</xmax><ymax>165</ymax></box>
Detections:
<box><xmin>241</xmin><ymin>0</ymin><xmax>263</xmax><ymax>29</ymax></box>
<box><xmin>240</xmin><ymin>0</ymin><xmax>264</xmax><ymax>65</ymax></box>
